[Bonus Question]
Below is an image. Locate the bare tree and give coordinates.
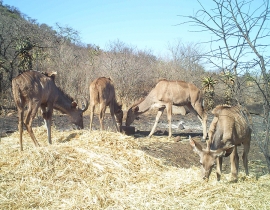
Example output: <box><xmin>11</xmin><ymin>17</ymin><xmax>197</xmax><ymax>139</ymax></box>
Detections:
<box><xmin>102</xmin><ymin>40</ymin><xmax>157</xmax><ymax>105</ymax></box>
<box><xmin>167</xmin><ymin>40</ymin><xmax>206</xmax><ymax>83</ymax></box>
<box><xmin>183</xmin><ymin>0</ymin><xmax>270</xmax><ymax>171</ymax></box>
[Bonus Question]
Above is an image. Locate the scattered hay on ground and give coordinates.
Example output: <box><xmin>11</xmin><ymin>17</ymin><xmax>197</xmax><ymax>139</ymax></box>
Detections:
<box><xmin>0</xmin><ymin>127</ymin><xmax>270</xmax><ymax>209</ymax></box>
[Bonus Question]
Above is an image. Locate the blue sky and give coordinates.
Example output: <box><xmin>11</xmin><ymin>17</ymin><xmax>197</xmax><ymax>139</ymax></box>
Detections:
<box><xmin>3</xmin><ymin>0</ymin><xmax>269</xmax><ymax>67</ymax></box>
<box><xmin>2</xmin><ymin>0</ymin><xmax>212</xmax><ymax>57</ymax></box>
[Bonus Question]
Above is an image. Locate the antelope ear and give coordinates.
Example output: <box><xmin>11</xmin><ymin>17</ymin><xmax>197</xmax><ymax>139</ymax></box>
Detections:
<box><xmin>132</xmin><ymin>106</ymin><xmax>139</xmax><ymax>112</ymax></box>
<box><xmin>189</xmin><ymin>136</ymin><xmax>203</xmax><ymax>155</ymax></box>
<box><xmin>71</xmin><ymin>101</ymin><xmax>77</xmax><ymax>108</ymax></box>
<box><xmin>115</xmin><ymin>109</ymin><xmax>123</xmax><ymax>114</ymax></box>
<box><xmin>223</xmin><ymin>144</ymin><xmax>235</xmax><ymax>157</ymax></box>
<box><xmin>211</xmin><ymin>144</ymin><xmax>235</xmax><ymax>158</ymax></box>
<box><xmin>213</xmin><ymin>149</ymin><xmax>227</xmax><ymax>158</ymax></box>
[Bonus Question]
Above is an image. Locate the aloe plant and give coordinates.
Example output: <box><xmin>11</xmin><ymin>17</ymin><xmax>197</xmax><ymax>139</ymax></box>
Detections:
<box><xmin>202</xmin><ymin>76</ymin><xmax>217</xmax><ymax>111</ymax></box>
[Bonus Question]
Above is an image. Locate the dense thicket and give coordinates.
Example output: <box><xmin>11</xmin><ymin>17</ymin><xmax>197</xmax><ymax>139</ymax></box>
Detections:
<box><xmin>0</xmin><ymin>2</ymin><xmax>210</xmax><ymax>109</ymax></box>
<box><xmin>0</xmin><ymin>2</ymin><xmax>263</xmax><ymax>111</ymax></box>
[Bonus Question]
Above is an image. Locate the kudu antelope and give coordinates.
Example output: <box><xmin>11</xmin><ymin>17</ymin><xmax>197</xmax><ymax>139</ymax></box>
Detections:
<box><xmin>126</xmin><ymin>79</ymin><xmax>207</xmax><ymax>140</ymax></box>
<box><xmin>12</xmin><ymin>70</ymin><xmax>88</xmax><ymax>151</ymax></box>
<box><xmin>89</xmin><ymin>77</ymin><xmax>123</xmax><ymax>132</ymax></box>
<box><xmin>190</xmin><ymin>105</ymin><xmax>251</xmax><ymax>181</ymax></box>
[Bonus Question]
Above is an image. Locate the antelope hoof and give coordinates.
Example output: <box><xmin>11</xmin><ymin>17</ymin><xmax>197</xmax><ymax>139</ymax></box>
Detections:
<box><xmin>229</xmin><ymin>178</ymin><xmax>238</xmax><ymax>183</ymax></box>
<box><xmin>201</xmin><ymin>137</ymin><xmax>206</xmax><ymax>142</ymax></box>
<box><xmin>229</xmin><ymin>174</ymin><xmax>238</xmax><ymax>183</ymax></box>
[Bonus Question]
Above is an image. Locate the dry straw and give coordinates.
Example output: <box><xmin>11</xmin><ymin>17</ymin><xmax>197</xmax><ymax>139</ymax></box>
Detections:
<box><xmin>0</xmin><ymin>126</ymin><xmax>270</xmax><ymax>209</ymax></box>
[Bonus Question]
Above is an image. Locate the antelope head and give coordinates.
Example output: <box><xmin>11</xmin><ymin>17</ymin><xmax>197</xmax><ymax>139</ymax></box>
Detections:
<box><xmin>189</xmin><ymin>136</ymin><xmax>232</xmax><ymax>181</ymax></box>
<box><xmin>126</xmin><ymin>106</ymin><xmax>139</xmax><ymax>126</ymax></box>
<box><xmin>70</xmin><ymin>97</ymin><xmax>89</xmax><ymax>129</ymax></box>
<box><xmin>115</xmin><ymin>104</ymin><xmax>123</xmax><ymax>130</ymax></box>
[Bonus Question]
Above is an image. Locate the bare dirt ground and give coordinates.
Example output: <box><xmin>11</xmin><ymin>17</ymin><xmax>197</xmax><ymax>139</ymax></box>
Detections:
<box><xmin>0</xmin><ymin>110</ymin><xmax>268</xmax><ymax>176</ymax></box>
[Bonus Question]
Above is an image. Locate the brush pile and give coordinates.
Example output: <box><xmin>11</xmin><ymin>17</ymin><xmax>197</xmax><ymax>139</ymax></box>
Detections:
<box><xmin>1</xmin><ymin>127</ymin><xmax>270</xmax><ymax>209</ymax></box>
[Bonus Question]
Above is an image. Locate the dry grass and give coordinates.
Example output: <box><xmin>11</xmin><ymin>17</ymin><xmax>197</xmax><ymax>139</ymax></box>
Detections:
<box><xmin>1</xmin><ymin>126</ymin><xmax>270</xmax><ymax>210</ymax></box>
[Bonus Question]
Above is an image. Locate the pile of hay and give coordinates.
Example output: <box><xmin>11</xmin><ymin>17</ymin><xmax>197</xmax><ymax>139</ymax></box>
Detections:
<box><xmin>1</xmin><ymin>127</ymin><xmax>270</xmax><ymax>209</ymax></box>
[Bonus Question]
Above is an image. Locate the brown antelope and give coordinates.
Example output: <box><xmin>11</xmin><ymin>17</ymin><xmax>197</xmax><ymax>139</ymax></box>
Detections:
<box><xmin>12</xmin><ymin>70</ymin><xmax>88</xmax><ymax>151</ymax></box>
<box><xmin>89</xmin><ymin>77</ymin><xmax>123</xmax><ymax>132</ymax></box>
<box><xmin>126</xmin><ymin>79</ymin><xmax>208</xmax><ymax>140</ymax></box>
<box><xmin>190</xmin><ymin>105</ymin><xmax>251</xmax><ymax>181</ymax></box>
